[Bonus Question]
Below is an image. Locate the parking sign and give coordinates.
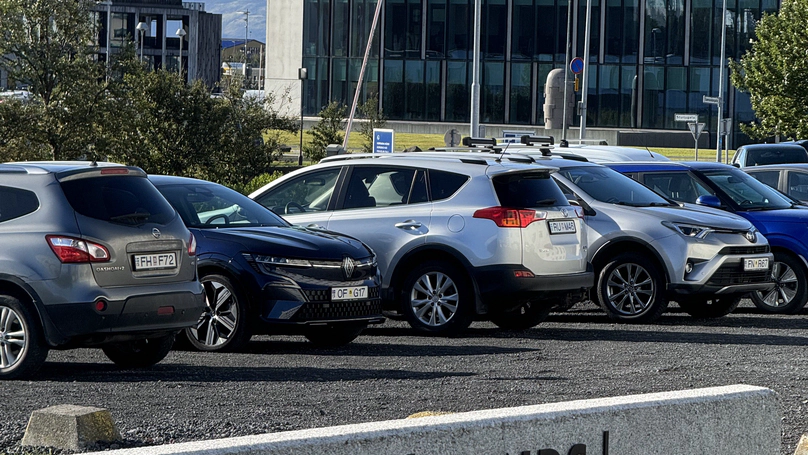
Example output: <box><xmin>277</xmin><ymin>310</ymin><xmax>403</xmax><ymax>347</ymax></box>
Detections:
<box><xmin>373</xmin><ymin>129</ymin><xmax>395</xmax><ymax>153</ymax></box>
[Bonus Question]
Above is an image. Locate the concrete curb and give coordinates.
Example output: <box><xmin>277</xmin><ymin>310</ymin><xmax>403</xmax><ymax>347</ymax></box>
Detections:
<box><xmin>22</xmin><ymin>404</ymin><xmax>121</xmax><ymax>450</ymax></box>
<box><xmin>88</xmin><ymin>384</ymin><xmax>779</xmax><ymax>455</ymax></box>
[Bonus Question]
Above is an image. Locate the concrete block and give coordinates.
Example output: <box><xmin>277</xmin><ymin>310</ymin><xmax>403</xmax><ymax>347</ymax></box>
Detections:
<box><xmin>794</xmin><ymin>434</ymin><xmax>808</xmax><ymax>455</ymax></box>
<box><xmin>21</xmin><ymin>404</ymin><xmax>121</xmax><ymax>450</ymax></box>
<box><xmin>86</xmin><ymin>384</ymin><xmax>779</xmax><ymax>455</ymax></box>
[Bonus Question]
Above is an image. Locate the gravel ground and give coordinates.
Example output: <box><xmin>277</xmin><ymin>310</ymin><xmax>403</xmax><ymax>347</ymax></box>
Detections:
<box><xmin>2</xmin><ymin>301</ymin><xmax>807</xmax><ymax>455</ymax></box>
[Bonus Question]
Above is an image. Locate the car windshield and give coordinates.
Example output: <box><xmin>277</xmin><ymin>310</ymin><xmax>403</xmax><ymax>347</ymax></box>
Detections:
<box><xmin>157</xmin><ymin>182</ymin><xmax>289</xmax><ymax>228</ymax></box>
<box><xmin>701</xmin><ymin>169</ymin><xmax>793</xmax><ymax>210</ymax></box>
<box><xmin>557</xmin><ymin>166</ymin><xmax>673</xmax><ymax>206</ymax></box>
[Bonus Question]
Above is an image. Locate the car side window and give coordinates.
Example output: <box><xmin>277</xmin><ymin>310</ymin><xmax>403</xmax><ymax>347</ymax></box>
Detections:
<box><xmin>254</xmin><ymin>168</ymin><xmax>341</xmax><ymax>214</ymax></box>
<box><xmin>341</xmin><ymin>166</ymin><xmax>415</xmax><ymax>209</ymax></box>
<box><xmin>0</xmin><ymin>186</ymin><xmax>38</xmax><ymax>223</ymax></box>
<box><xmin>640</xmin><ymin>173</ymin><xmax>713</xmax><ymax>203</ymax></box>
<box><xmin>428</xmin><ymin>170</ymin><xmax>469</xmax><ymax>202</ymax></box>
<box><xmin>749</xmin><ymin>171</ymin><xmax>780</xmax><ymax>190</ymax></box>
<box><xmin>787</xmin><ymin>171</ymin><xmax>808</xmax><ymax>201</ymax></box>
<box><xmin>409</xmin><ymin>171</ymin><xmax>428</xmax><ymax>204</ymax></box>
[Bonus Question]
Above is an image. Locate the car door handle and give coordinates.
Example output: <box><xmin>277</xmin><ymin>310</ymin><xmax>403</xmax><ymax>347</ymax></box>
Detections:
<box><xmin>395</xmin><ymin>220</ymin><xmax>423</xmax><ymax>230</ymax></box>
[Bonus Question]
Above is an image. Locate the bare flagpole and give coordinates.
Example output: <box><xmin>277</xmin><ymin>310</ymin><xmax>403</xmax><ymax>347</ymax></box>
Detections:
<box><xmin>343</xmin><ymin>0</ymin><xmax>385</xmax><ymax>150</ymax></box>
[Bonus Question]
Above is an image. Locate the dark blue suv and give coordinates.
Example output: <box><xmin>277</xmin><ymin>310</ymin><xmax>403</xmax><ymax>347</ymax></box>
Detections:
<box><xmin>607</xmin><ymin>161</ymin><xmax>808</xmax><ymax>314</ymax></box>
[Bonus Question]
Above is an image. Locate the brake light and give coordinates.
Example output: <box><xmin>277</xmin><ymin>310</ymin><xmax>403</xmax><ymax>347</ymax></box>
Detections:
<box><xmin>100</xmin><ymin>168</ymin><xmax>129</xmax><ymax>175</ymax></box>
<box><xmin>188</xmin><ymin>232</ymin><xmax>197</xmax><ymax>256</ymax></box>
<box><xmin>473</xmin><ymin>207</ymin><xmax>547</xmax><ymax>228</ymax></box>
<box><xmin>46</xmin><ymin>235</ymin><xmax>110</xmax><ymax>263</ymax></box>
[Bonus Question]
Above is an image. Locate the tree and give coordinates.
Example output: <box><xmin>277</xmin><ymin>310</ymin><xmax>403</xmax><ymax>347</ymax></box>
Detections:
<box><xmin>357</xmin><ymin>94</ymin><xmax>387</xmax><ymax>153</ymax></box>
<box><xmin>305</xmin><ymin>101</ymin><xmax>347</xmax><ymax>161</ymax></box>
<box><xmin>0</xmin><ymin>0</ymin><xmax>120</xmax><ymax>160</ymax></box>
<box><xmin>730</xmin><ymin>0</ymin><xmax>808</xmax><ymax>140</ymax></box>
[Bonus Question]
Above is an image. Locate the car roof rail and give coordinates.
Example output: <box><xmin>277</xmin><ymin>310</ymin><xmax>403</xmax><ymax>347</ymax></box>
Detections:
<box><xmin>563</xmin><ymin>138</ymin><xmax>610</xmax><ymax>146</ymax></box>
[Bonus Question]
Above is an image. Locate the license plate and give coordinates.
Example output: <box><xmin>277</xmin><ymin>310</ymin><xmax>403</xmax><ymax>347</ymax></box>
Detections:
<box><xmin>331</xmin><ymin>286</ymin><xmax>368</xmax><ymax>301</ymax></box>
<box><xmin>744</xmin><ymin>257</ymin><xmax>769</xmax><ymax>271</ymax></box>
<box><xmin>133</xmin><ymin>253</ymin><xmax>177</xmax><ymax>271</ymax></box>
<box><xmin>548</xmin><ymin>220</ymin><xmax>576</xmax><ymax>234</ymax></box>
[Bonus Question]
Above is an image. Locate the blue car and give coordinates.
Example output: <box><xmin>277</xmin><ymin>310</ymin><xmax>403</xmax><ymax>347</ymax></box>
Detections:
<box><xmin>150</xmin><ymin>175</ymin><xmax>384</xmax><ymax>352</ymax></box>
<box><xmin>606</xmin><ymin>161</ymin><xmax>808</xmax><ymax>314</ymax></box>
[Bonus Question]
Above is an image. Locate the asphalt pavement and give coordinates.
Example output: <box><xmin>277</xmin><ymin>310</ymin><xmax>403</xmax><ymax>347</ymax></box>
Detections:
<box><xmin>1</xmin><ymin>301</ymin><xmax>807</xmax><ymax>455</ymax></box>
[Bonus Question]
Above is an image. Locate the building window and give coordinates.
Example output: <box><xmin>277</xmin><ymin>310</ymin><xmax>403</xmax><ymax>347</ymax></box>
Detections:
<box><xmin>510</xmin><ymin>62</ymin><xmax>532</xmax><ymax>124</ymax></box>
<box><xmin>351</xmin><ymin>0</ymin><xmax>380</xmax><ymax>58</ymax></box>
<box><xmin>483</xmin><ymin>0</ymin><xmax>506</xmax><ymax>59</ymax></box>
<box><xmin>406</xmin><ymin>60</ymin><xmax>426</xmax><ymax>119</ymax></box>
<box><xmin>304</xmin><ymin>0</ymin><xmax>330</xmax><ymax>56</ymax></box>
<box><xmin>445</xmin><ymin>61</ymin><xmax>468</xmax><ymax>121</ymax></box>
<box><xmin>333</xmin><ymin>0</ymin><xmax>349</xmax><ymax>57</ymax></box>
<box><xmin>577</xmin><ymin>0</ymin><xmax>600</xmax><ymax>62</ymax></box>
<box><xmin>482</xmin><ymin>62</ymin><xmax>505</xmax><ymax>123</ymax></box>
<box><xmin>384</xmin><ymin>0</ymin><xmax>422</xmax><ymax>58</ymax></box>
<box><xmin>383</xmin><ymin>59</ymin><xmax>405</xmax><ymax>118</ymax></box>
<box><xmin>447</xmin><ymin>0</ymin><xmax>471</xmax><ymax>60</ymax></box>
<box><xmin>427</xmin><ymin>0</ymin><xmax>446</xmax><ymax>59</ymax></box>
<box><xmin>605</xmin><ymin>0</ymin><xmax>639</xmax><ymax>63</ymax></box>
<box><xmin>511</xmin><ymin>0</ymin><xmax>534</xmax><ymax>61</ymax></box>
<box><xmin>642</xmin><ymin>66</ymin><xmax>664</xmax><ymax>128</ymax></box>
<box><xmin>426</xmin><ymin>61</ymin><xmax>441</xmax><ymax>120</ymax></box>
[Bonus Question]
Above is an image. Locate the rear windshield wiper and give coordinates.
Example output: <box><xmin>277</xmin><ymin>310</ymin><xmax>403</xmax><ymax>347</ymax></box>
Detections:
<box><xmin>110</xmin><ymin>211</ymin><xmax>151</xmax><ymax>223</ymax></box>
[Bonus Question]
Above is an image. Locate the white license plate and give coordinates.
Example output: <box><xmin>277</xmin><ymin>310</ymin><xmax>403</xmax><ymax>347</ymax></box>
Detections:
<box><xmin>548</xmin><ymin>220</ymin><xmax>576</xmax><ymax>234</ymax></box>
<box><xmin>744</xmin><ymin>257</ymin><xmax>769</xmax><ymax>271</ymax></box>
<box><xmin>331</xmin><ymin>286</ymin><xmax>368</xmax><ymax>301</ymax></box>
<box><xmin>133</xmin><ymin>253</ymin><xmax>177</xmax><ymax>271</ymax></box>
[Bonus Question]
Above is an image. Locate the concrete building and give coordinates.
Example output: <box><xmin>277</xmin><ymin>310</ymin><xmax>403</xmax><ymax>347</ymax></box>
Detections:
<box><xmin>91</xmin><ymin>0</ymin><xmax>221</xmax><ymax>87</ymax></box>
<box><xmin>265</xmin><ymin>0</ymin><xmax>782</xmax><ymax>148</ymax></box>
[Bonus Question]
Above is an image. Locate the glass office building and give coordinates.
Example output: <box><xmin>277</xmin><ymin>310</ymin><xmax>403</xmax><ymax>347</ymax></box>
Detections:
<box><xmin>295</xmin><ymin>0</ymin><xmax>781</xmax><ymax>145</ymax></box>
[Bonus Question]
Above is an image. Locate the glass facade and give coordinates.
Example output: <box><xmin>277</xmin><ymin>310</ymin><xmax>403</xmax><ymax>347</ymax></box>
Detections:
<box><xmin>301</xmin><ymin>0</ymin><xmax>781</xmax><ymax>143</ymax></box>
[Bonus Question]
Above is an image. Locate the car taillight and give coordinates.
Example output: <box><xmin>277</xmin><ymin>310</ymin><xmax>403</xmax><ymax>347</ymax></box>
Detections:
<box><xmin>188</xmin><ymin>232</ymin><xmax>197</xmax><ymax>256</ymax></box>
<box><xmin>46</xmin><ymin>235</ymin><xmax>110</xmax><ymax>263</ymax></box>
<box><xmin>473</xmin><ymin>207</ymin><xmax>547</xmax><ymax>228</ymax></box>
<box><xmin>574</xmin><ymin>206</ymin><xmax>585</xmax><ymax>218</ymax></box>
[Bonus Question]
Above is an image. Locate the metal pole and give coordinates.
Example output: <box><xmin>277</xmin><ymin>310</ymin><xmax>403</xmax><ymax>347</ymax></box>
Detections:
<box><xmin>342</xmin><ymin>0</ymin><xmax>384</xmax><ymax>149</ymax></box>
<box><xmin>299</xmin><ymin>82</ymin><xmax>304</xmax><ymax>165</ymax></box>
<box><xmin>469</xmin><ymin>0</ymin><xmax>482</xmax><ymax>138</ymax></box>
<box><xmin>105</xmin><ymin>1</ymin><xmax>111</xmax><ymax>80</ymax></box>
<box><xmin>579</xmin><ymin>0</ymin><xmax>592</xmax><ymax>140</ymax></box>
<box><xmin>716</xmin><ymin>0</ymin><xmax>727</xmax><ymax>162</ymax></box>
<box><xmin>244</xmin><ymin>11</ymin><xmax>249</xmax><ymax>77</ymax></box>
<box><xmin>561</xmin><ymin>0</ymin><xmax>573</xmax><ymax>141</ymax></box>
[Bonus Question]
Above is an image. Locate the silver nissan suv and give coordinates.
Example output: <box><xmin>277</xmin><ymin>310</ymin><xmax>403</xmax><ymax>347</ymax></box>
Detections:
<box><xmin>0</xmin><ymin>162</ymin><xmax>205</xmax><ymax>379</ymax></box>
<box><xmin>249</xmin><ymin>153</ymin><xmax>593</xmax><ymax>335</ymax></box>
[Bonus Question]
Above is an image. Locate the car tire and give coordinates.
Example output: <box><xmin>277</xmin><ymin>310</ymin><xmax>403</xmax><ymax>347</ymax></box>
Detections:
<box><xmin>597</xmin><ymin>253</ymin><xmax>668</xmax><ymax>323</ymax></box>
<box><xmin>489</xmin><ymin>301</ymin><xmax>553</xmax><ymax>330</ymax></box>
<box><xmin>304</xmin><ymin>322</ymin><xmax>367</xmax><ymax>347</ymax></box>
<box><xmin>676</xmin><ymin>294</ymin><xmax>742</xmax><ymax>318</ymax></box>
<box><xmin>184</xmin><ymin>274</ymin><xmax>252</xmax><ymax>352</ymax></box>
<box><xmin>101</xmin><ymin>335</ymin><xmax>175</xmax><ymax>369</ymax></box>
<box><xmin>400</xmin><ymin>260</ymin><xmax>474</xmax><ymax>336</ymax></box>
<box><xmin>751</xmin><ymin>252</ymin><xmax>808</xmax><ymax>314</ymax></box>
<box><xmin>0</xmin><ymin>295</ymin><xmax>48</xmax><ymax>380</ymax></box>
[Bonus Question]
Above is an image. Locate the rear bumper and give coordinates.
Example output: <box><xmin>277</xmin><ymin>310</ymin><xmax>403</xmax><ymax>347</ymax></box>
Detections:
<box><xmin>472</xmin><ymin>264</ymin><xmax>594</xmax><ymax>310</ymax></box>
<box><xmin>41</xmin><ymin>284</ymin><xmax>205</xmax><ymax>347</ymax></box>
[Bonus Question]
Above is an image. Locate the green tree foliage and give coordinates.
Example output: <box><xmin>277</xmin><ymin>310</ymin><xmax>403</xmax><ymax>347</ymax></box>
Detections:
<box><xmin>357</xmin><ymin>94</ymin><xmax>387</xmax><ymax>153</ymax></box>
<box><xmin>306</xmin><ymin>101</ymin><xmax>346</xmax><ymax>161</ymax></box>
<box><xmin>730</xmin><ymin>0</ymin><xmax>808</xmax><ymax>139</ymax></box>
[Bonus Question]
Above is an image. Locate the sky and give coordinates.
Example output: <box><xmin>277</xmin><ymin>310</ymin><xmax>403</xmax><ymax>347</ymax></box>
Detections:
<box><xmin>203</xmin><ymin>0</ymin><xmax>266</xmax><ymax>42</ymax></box>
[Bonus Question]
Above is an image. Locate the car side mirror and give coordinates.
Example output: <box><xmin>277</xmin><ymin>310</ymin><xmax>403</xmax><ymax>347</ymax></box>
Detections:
<box><xmin>696</xmin><ymin>195</ymin><xmax>722</xmax><ymax>209</ymax></box>
<box><xmin>732</xmin><ymin>163</ymin><xmax>740</xmax><ymax>168</ymax></box>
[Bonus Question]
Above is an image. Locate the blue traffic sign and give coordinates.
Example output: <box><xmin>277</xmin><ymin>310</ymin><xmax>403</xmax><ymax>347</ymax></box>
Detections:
<box><xmin>373</xmin><ymin>129</ymin><xmax>395</xmax><ymax>154</ymax></box>
<box><xmin>570</xmin><ymin>57</ymin><xmax>584</xmax><ymax>74</ymax></box>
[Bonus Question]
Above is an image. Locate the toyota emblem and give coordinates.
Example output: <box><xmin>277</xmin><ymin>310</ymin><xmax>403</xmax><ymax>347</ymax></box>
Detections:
<box><xmin>561</xmin><ymin>208</ymin><xmax>569</xmax><ymax>217</ymax></box>
<box><xmin>342</xmin><ymin>257</ymin><xmax>356</xmax><ymax>279</ymax></box>
<box><xmin>745</xmin><ymin>230</ymin><xmax>756</xmax><ymax>243</ymax></box>
<box><xmin>152</xmin><ymin>228</ymin><xmax>161</xmax><ymax>239</ymax></box>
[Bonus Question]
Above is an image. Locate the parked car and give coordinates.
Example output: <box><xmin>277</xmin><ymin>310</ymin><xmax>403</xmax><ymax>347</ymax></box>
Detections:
<box><xmin>150</xmin><ymin>175</ymin><xmax>384</xmax><ymax>351</ymax></box>
<box><xmin>249</xmin><ymin>153</ymin><xmax>594</xmax><ymax>335</ymax></box>
<box><xmin>744</xmin><ymin>163</ymin><xmax>808</xmax><ymax>203</ymax></box>
<box><xmin>0</xmin><ymin>162</ymin><xmax>205</xmax><ymax>379</ymax></box>
<box><xmin>730</xmin><ymin>143</ymin><xmax>808</xmax><ymax>168</ymax></box>
<box><xmin>607</xmin><ymin>161</ymin><xmax>808</xmax><ymax>314</ymax></box>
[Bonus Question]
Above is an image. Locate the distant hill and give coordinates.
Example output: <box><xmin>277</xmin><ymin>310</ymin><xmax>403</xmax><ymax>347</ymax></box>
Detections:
<box><xmin>203</xmin><ymin>0</ymin><xmax>266</xmax><ymax>43</ymax></box>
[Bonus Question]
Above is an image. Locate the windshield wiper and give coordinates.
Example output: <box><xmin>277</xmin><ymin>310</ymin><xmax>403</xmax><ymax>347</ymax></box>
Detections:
<box><xmin>110</xmin><ymin>211</ymin><xmax>150</xmax><ymax>223</ymax></box>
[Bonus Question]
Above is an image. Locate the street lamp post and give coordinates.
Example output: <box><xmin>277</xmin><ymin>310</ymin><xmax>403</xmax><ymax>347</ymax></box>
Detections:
<box><xmin>716</xmin><ymin>0</ymin><xmax>728</xmax><ymax>162</ymax></box>
<box><xmin>298</xmin><ymin>67</ymin><xmax>307</xmax><ymax>166</ymax></box>
<box><xmin>136</xmin><ymin>21</ymin><xmax>148</xmax><ymax>64</ymax></box>
<box><xmin>238</xmin><ymin>11</ymin><xmax>250</xmax><ymax>77</ymax></box>
<box><xmin>175</xmin><ymin>27</ymin><xmax>186</xmax><ymax>76</ymax></box>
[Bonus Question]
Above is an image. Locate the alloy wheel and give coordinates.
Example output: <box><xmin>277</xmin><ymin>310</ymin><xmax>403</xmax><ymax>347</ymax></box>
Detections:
<box><xmin>410</xmin><ymin>271</ymin><xmax>459</xmax><ymax>327</ymax></box>
<box><xmin>757</xmin><ymin>261</ymin><xmax>798</xmax><ymax>308</ymax></box>
<box><xmin>0</xmin><ymin>306</ymin><xmax>26</xmax><ymax>370</ymax></box>
<box><xmin>190</xmin><ymin>279</ymin><xmax>239</xmax><ymax>347</ymax></box>
<box><xmin>605</xmin><ymin>263</ymin><xmax>655</xmax><ymax>316</ymax></box>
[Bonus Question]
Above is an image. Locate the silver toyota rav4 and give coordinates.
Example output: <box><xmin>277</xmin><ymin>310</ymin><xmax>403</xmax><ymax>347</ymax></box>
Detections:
<box><xmin>250</xmin><ymin>153</ymin><xmax>593</xmax><ymax>335</ymax></box>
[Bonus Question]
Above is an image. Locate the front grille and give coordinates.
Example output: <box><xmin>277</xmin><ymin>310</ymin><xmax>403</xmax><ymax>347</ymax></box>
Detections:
<box><xmin>718</xmin><ymin>245</ymin><xmax>770</xmax><ymax>255</ymax></box>
<box><xmin>293</xmin><ymin>299</ymin><xmax>383</xmax><ymax>321</ymax></box>
<box><xmin>707</xmin><ymin>263</ymin><xmax>771</xmax><ymax>286</ymax></box>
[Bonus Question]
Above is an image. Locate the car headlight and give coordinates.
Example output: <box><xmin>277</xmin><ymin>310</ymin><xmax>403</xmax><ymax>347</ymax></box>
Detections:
<box><xmin>662</xmin><ymin>221</ymin><xmax>714</xmax><ymax>239</ymax></box>
<box><xmin>243</xmin><ymin>253</ymin><xmax>311</xmax><ymax>268</ymax></box>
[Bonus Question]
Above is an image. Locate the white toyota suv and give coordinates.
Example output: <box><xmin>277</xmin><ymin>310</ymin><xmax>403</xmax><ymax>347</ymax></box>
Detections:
<box><xmin>249</xmin><ymin>153</ymin><xmax>593</xmax><ymax>335</ymax></box>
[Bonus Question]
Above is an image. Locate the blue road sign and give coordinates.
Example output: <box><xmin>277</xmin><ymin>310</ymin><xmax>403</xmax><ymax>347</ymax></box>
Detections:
<box><xmin>570</xmin><ymin>57</ymin><xmax>584</xmax><ymax>74</ymax></box>
<box><xmin>373</xmin><ymin>129</ymin><xmax>395</xmax><ymax>154</ymax></box>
